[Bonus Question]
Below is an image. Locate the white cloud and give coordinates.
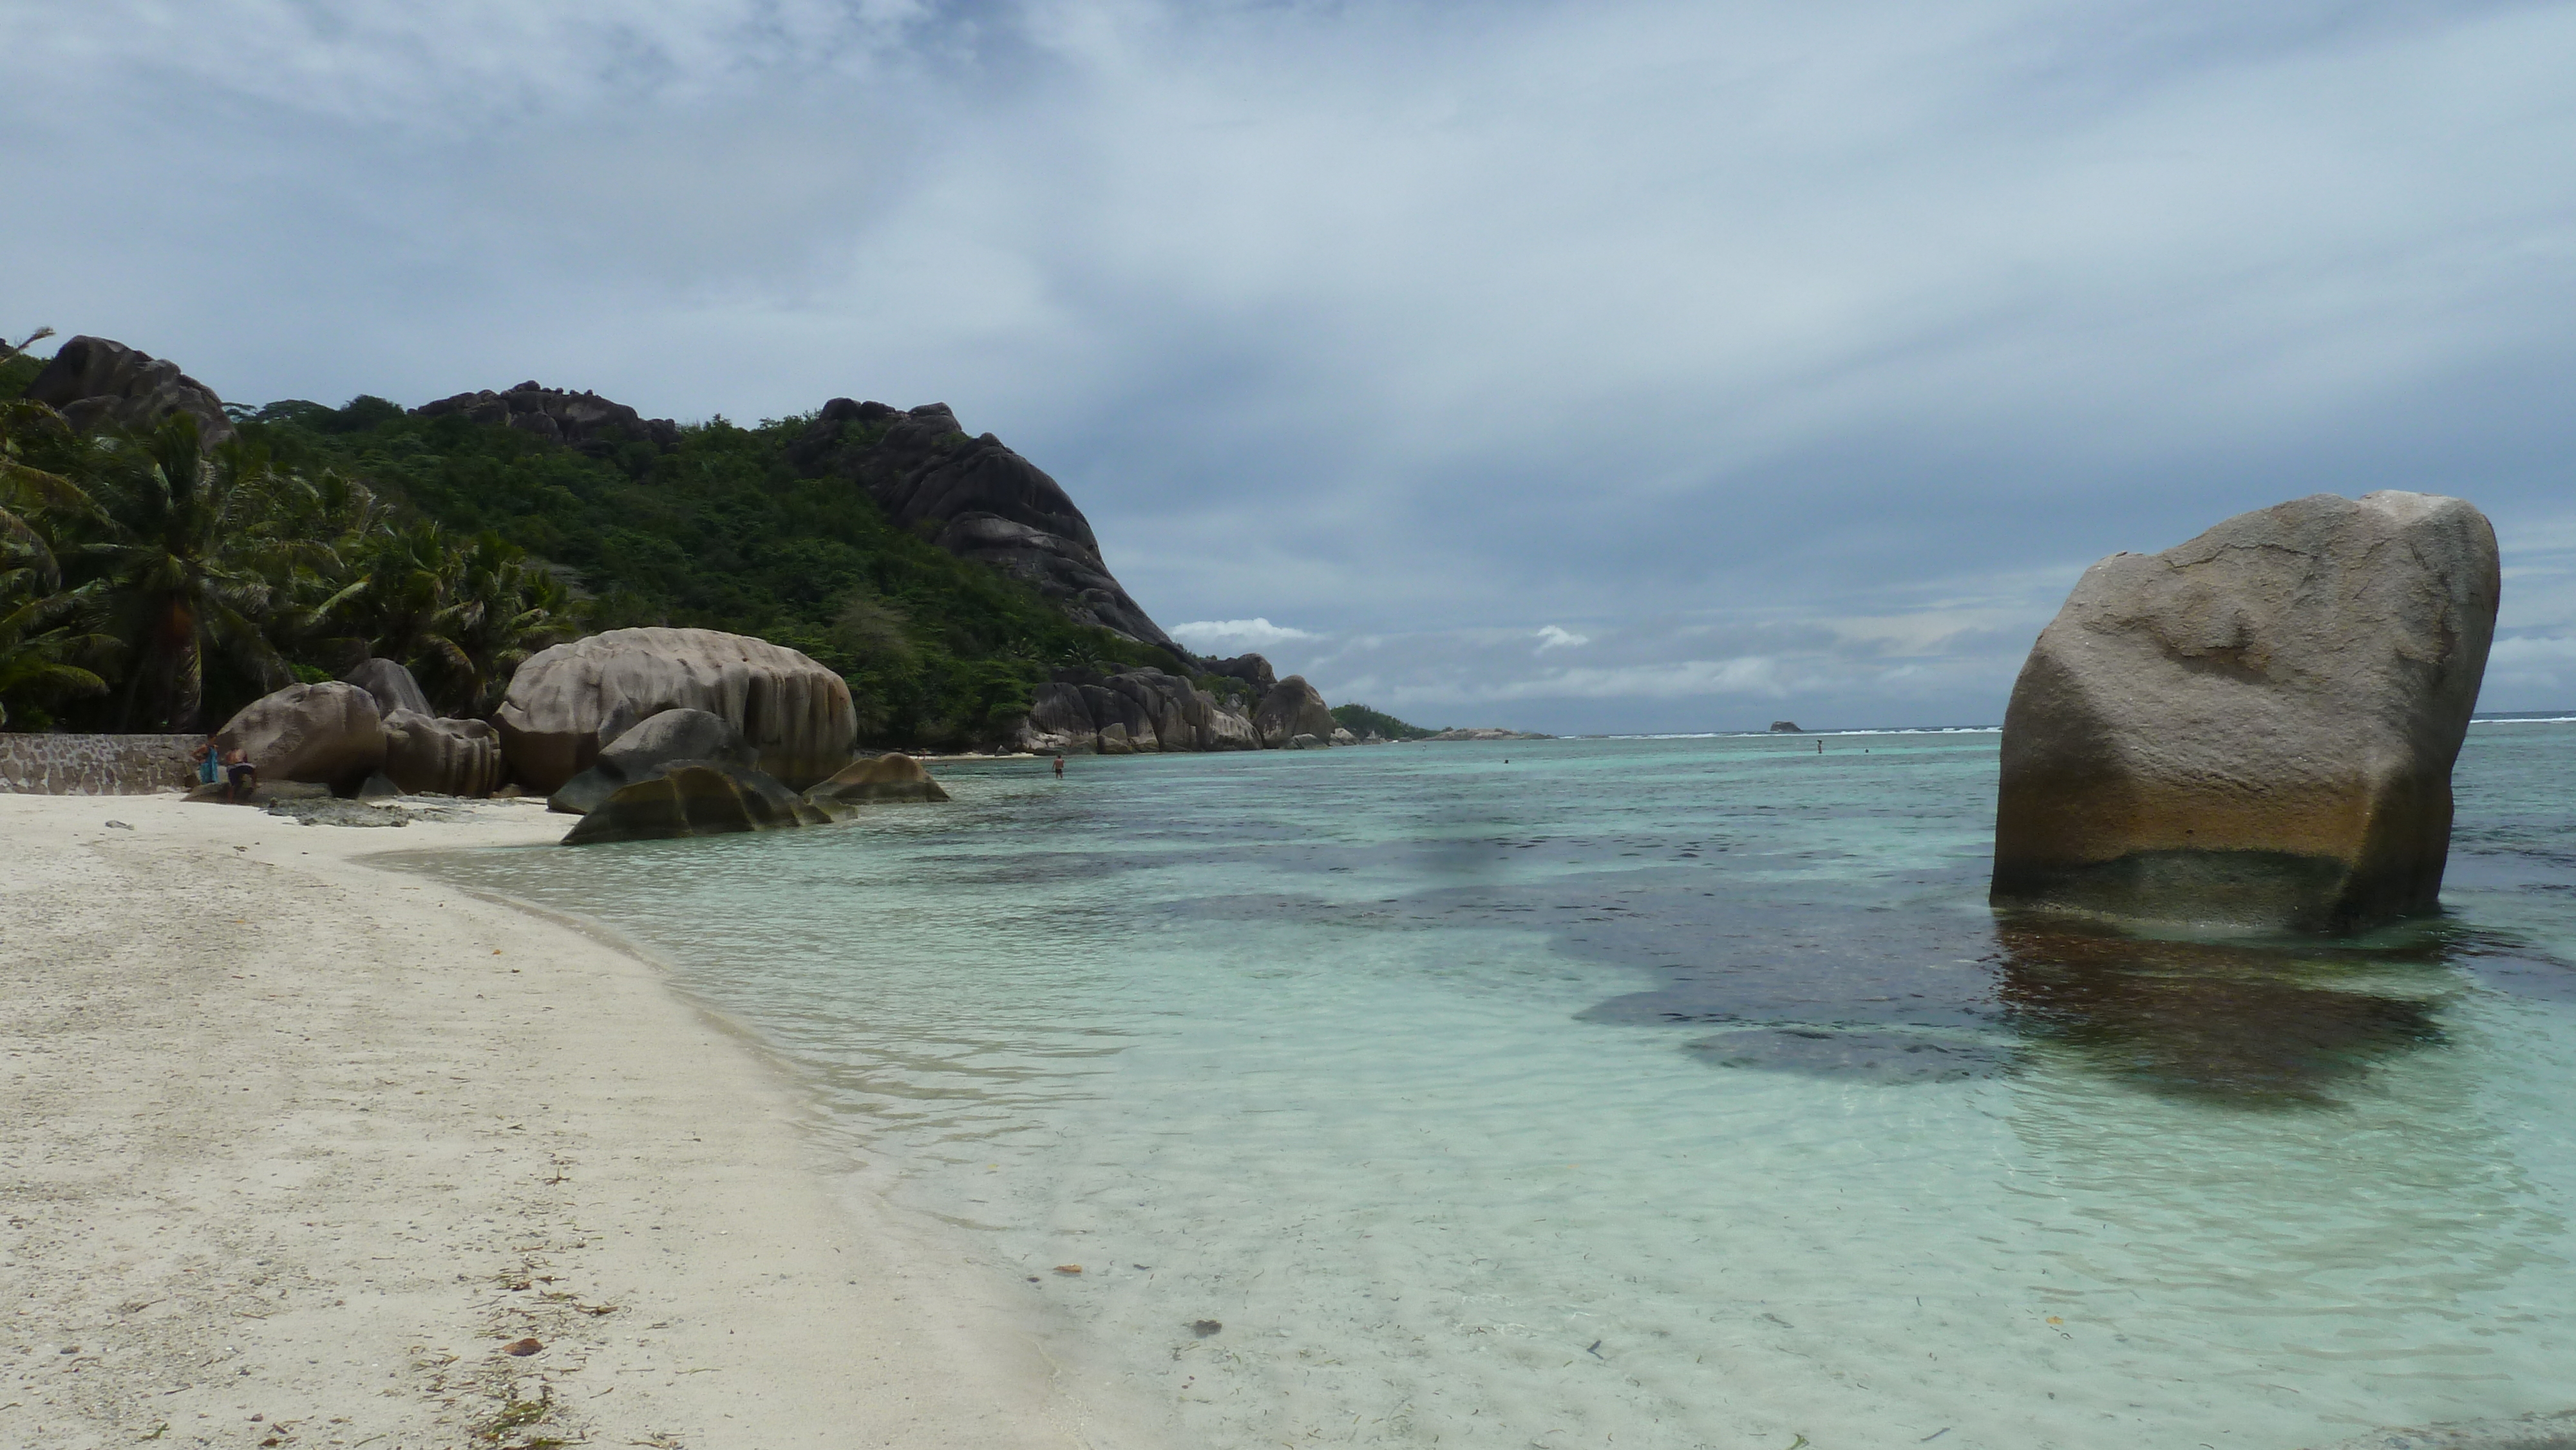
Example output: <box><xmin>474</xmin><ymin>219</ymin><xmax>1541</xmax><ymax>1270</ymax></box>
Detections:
<box><xmin>1533</xmin><ymin>625</ymin><xmax>1591</xmax><ymax>652</ymax></box>
<box><xmin>1169</xmin><ymin>617</ymin><xmax>1319</xmax><ymax>654</ymax></box>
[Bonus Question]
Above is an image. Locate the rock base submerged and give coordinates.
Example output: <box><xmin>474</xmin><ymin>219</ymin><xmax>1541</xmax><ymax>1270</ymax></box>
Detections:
<box><xmin>1992</xmin><ymin>491</ymin><xmax>2499</xmax><ymax>934</ymax></box>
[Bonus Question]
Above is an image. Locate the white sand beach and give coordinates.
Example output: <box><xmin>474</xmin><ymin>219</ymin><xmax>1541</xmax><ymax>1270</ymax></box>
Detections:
<box><xmin>0</xmin><ymin>791</ymin><xmax>1146</xmax><ymax>1450</ymax></box>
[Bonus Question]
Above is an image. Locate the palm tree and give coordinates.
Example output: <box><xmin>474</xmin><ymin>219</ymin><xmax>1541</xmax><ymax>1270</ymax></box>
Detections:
<box><xmin>435</xmin><ymin>532</ymin><xmax>579</xmax><ymax>715</ymax></box>
<box><xmin>70</xmin><ymin>415</ymin><xmax>312</xmax><ymax>731</ymax></box>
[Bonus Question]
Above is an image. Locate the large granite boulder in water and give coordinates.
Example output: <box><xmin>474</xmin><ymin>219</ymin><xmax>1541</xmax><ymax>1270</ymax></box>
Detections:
<box><xmin>1992</xmin><ymin>491</ymin><xmax>2499</xmax><ymax>933</ymax></box>
<box><xmin>1253</xmin><ymin>676</ymin><xmax>1337</xmax><ymax>749</ymax></box>
<box><xmin>212</xmin><ymin>682</ymin><xmax>385</xmax><ymax>794</ymax></box>
<box><xmin>804</xmin><ymin>753</ymin><xmax>951</xmax><ymax>808</ymax></box>
<box><xmin>23</xmin><ymin>335</ymin><xmax>235</xmax><ymax>447</ymax></box>
<box><xmin>562</xmin><ymin>762</ymin><xmax>830</xmax><ymax>845</ymax></box>
<box><xmin>547</xmin><ymin>707</ymin><xmax>756</xmax><ymax>814</ymax></box>
<box><xmin>495</xmin><ymin>628</ymin><xmax>855</xmax><ymax>793</ymax></box>
<box><xmin>381</xmin><ymin>710</ymin><xmax>504</xmax><ymax>796</ymax></box>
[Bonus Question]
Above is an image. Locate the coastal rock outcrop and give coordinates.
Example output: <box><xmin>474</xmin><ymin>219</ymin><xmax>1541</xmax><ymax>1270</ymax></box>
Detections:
<box><xmin>805</xmin><ymin>753</ymin><xmax>951</xmax><ymax>807</ymax></box>
<box><xmin>1012</xmin><ymin>668</ymin><xmax>1264</xmax><ymax>754</ymax></box>
<box><xmin>23</xmin><ymin>335</ymin><xmax>234</xmax><ymax>447</ymax></box>
<box><xmin>212</xmin><ymin>682</ymin><xmax>384</xmax><ymax>794</ymax></box>
<box><xmin>562</xmin><ymin>761</ymin><xmax>829</xmax><ymax>845</ymax></box>
<box><xmin>546</xmin><ymin>708</ymin><xmax>756</xmax><ymax>815</ymax></box>
<box><xmin>380</xmin><ymin>710</ymin><xmax>504</xmax><ymax>796</ymax></box>
<box><xmin>412</xmin><ymin>382</ymin><xmax>680</xmax><ymax>455</ymax></box>
<box><xmin>1991</xmin><ymin>491</ymin><xmax>2500</xmax><ymax>933</ymax></box>
<box><xmin>342</xmin><ymin>657</ymin><xmax>433</xmax><ymax>719</ymax></box>
<box><xmin>495</xmin><ymin>628</ymin><xmax>855</xmax><ymax>794</ymax></box>
<box><xmin>1769</xmin><ymin>720</ymin><xmax>1803</xmax><ymax>733</ymax></box>
<box><xmin>785</xmin><ymin>399</ymin><xmax>1179</xmax><ymax>651</ymax></box>
<box><xmin>1253</xmin><ymin>677</ymin><xmax>1337</xmax><ymax>749</ymax></box>
<box><xmin>1200</xmin><ymin>653</ymin><xmax>1278</xmax><ymax>695</ymax></box>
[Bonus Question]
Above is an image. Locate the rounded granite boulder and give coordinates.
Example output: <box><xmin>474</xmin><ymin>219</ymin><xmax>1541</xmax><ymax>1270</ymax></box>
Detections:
<box><xmin>1991</xmin><ymin>491</ymin><xmax>2499</xmax><ymax>934</ymax></box>
<box><xmin>211</xmin><ymin>682</ymin><xmax>385</xmax><ymax>795</ymax></box>
<box><xmin>495</xmin><ymin>628</ymin><xmax>855</xmax><ymax>794</ymax></box>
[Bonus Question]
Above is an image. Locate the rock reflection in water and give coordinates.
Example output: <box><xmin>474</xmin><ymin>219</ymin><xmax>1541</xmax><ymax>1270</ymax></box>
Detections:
<box><xmin>1991</xmin><ymin>918</ymin><xmax>2450</xmax><ymax>1106</ymax></box>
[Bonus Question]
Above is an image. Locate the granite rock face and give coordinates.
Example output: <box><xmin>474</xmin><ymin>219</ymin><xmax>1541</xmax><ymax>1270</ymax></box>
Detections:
<box><xmin>342</xmin><ymin>657</ymin><xmax>434</xmax><ymax>719</ymax></box>
<box><xmin>412</xmin><ymin>382</ymin><xmax>680</xmax><ymax>455</ymax></box>
<box><xmin>562</xmin><ymin>760</ymin><xmax>829</xmax><ymax>845</ymax></box>
<box><xmin>495</xmin><ymin>628</ymin><xmax>855</xmax><ymax>793</ymax></box>
<box><xmin>1011</xmin><ymin>668</ymin><xmax>1264</xmax><ymax>754</ymax></box>
<box><xmin>380</xmin><ymin>710</ymin><xmax>504</xmax><ymax>797</ymax></box>
<box><xmin>1253</xmin><ymin>676</ymin><xmax>1338</xmax><ymax>750</ymax></box>
<box><xmin>213</xmin><ymin>683</ymin><xmax>386</xmax><ymax>794</ymax></box>
<box><xmin>1199</xmin><ymin>653</ymin><xmax>1278</xmax><ymax>695</ymax></box>
<box><xmin>546</xmin><ymin>707</ymin><xmax>757</xmax><ymax>815</ymax></box>
<box><xmin>785</xmin><ymin>399</ymin><xmax>1178</xmax><ymax>650</ymax></box>
<box><xmin>23</xmin><ymin>336</ymin><xmax>234</xmax><ymax>447</ymax></box>
<box><xmin>804</xmin><ymin>753</ymin><xmax>951</xmax><ymax>807</ymax></box>
<box><xmin>1993</xmin><ymin>491</ymin><xmax>2500</xmax><ymax>933</ymax></box>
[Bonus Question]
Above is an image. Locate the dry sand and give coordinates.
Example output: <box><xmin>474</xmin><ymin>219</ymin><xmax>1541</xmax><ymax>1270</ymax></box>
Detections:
<box><xmin>1</xmin><ymin>790</ymin><xmax>1151</xmax><ymax>1450</ymax></box>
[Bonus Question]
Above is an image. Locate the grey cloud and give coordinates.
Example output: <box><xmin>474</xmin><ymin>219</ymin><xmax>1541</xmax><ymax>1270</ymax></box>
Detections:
<box><xmin>7</xmin><ymin>0</ymin><xmax>2573</xmax><ymax>730</ymax></box>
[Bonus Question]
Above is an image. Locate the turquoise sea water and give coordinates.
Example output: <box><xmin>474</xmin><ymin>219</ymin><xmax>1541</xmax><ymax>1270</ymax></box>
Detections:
<box><xmin>408</xmin><ymin>725</ymin><xmax>2576</xmax><ymax>1449</ymax></box>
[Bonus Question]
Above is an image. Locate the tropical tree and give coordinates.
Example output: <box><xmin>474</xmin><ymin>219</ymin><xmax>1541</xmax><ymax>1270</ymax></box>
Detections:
<box><xmin>326</xmin><ymin>522</ymin><xmax>582</xmax><ymax>715</ymax></box>
<box><xmin>0</xmin><ymin>390</ymin><xmax>114</xmax><ymax>730</ymax></box>
<box><xmin>66</xmin><ymin>414</ymin><xmax>316</xmax><ymax>731</ymax></box>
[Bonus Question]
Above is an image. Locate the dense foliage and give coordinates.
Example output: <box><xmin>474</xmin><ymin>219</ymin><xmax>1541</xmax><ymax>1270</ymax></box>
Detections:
<box><xmin>232</xmin><ymin>396</ymin><xmax>1178</xmax><ymax>747</ymax></box>
<box><xmin>2</xmin><ymin>332</ymin><xmax>1198</xmax><ymax>746</ymax></box>
<box><xmin>1331</xmin><ymin>702</ymin><xmax>1435</xmax><ymax>740</ymax></box>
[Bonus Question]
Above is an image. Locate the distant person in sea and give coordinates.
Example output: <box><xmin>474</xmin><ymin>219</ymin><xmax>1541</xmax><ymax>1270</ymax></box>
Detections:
<box><xmin>1053</xmin><ymin>754</ymin><xmax>1065</xmax><ymax>778</ymax></box>
<box><xmin>222</xmin><ymin>748</ymin><xmax>256</xmax><ymax>803</ymax></box>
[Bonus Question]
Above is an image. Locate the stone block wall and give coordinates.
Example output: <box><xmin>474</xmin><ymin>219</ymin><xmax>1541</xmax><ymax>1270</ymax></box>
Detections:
<box><xmin>0</xmin><ymin>734</ymin><xmax>209</xmax><ymax>795</ymax></box>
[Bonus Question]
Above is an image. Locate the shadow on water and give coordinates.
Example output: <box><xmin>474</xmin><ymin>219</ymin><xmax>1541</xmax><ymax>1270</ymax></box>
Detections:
<box><xmin>1557</xmin><ymin>876</ymin><xmax>2536</xmax><ymax>1107</ymax></box>
<box><xmin>1985</xmin><ymin>916</ymin><xmax>2452</xmax><ymax>1107</ymax></box>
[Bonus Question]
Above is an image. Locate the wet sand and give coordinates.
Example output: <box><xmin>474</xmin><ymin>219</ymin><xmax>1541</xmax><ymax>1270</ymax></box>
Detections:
<box><xmin>0</xmin><ymin>790</ymin><xmax>1144</xmax><ymax>1449</ymax></box>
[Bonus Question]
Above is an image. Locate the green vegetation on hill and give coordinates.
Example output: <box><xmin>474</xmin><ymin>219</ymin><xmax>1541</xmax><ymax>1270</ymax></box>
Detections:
<box><xmin>236</xmin><ymin>399</ymin><xmax>1173</xmax><ymax>746</ymax></box>
<box><xmin>1331</xmin><ymin>702</ymin><xmax>1434</xmax><ymax>740</ymax></box>
<box><xmin>3</xmin><ymin>336</ymin><xmax>1195</xmax><ymax>746</ymax></box>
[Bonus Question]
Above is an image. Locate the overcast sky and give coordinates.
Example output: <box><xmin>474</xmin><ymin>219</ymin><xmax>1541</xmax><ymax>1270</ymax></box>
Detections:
<box><xmin>8</xmin><ymin>0</ymin><xmax>2574</xmax><ymax>731</ymax></box>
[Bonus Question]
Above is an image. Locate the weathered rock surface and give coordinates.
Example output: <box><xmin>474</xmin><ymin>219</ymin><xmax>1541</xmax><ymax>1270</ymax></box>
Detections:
<box><xmin>1199</xmin><ymin>653</ymin><xmax>1278</xmax><ymax>695</ymax></box>
<box><xmin>495</xmin><ymin>628</ymin><xmax>855</xmax><ymax>793</ymax></box>
<box><xmin>381</xmin><ymin>710</ymin><xmax>505</xmax><ymax>797</ymax></box>
<box><xmin>1253</xmin><ymin>677</ymin><xmax>1338</xmax><ymax>749</ymax></box>
<box><xmin>804</xmin><ymin>753</ymin><xmax>951</xmax><ymax>806</ymax></box>
<box><xmin>1992</xmin><ymin>491</ymin><xmax>2500</xmax><ymax>934</ymax></box>
<box><xmin>23</xmin><ymin>336</ymin><xmax>235</xmax><ymax>447</ymax></box>
<box><xmin>212</xmin><ymin>683</ymin><xmax>385</xmax><ymax>794</ymax></box>
<box><xmin>785</xmin><ymin>399</ymin><xmax>1179</xmax><ymax>650</ymax></box>
<box><xmin>343</xmin><ymin>657</ymin><xmax>434</xmax><ymax>719</ymax></box>
<box><xmin>562</xmin><ymin>761</ymin><xmax>829</xmax><ymax>845</ymax></box>
<box><xmin>1010</xmin><ymin>668</ymin><xmax>1264</xmax><ymax>754</ymax></box>
<box><xmin>547</xmin><ymin>708</ymin><xmax>756</xmax><ymax>815</ymax></box>
<box><xmin>412</xmin><ymin>382</ymin><xmax>680</xmax><ymax>455</ymax></box>
<box><xmin>1287</xmin><ymin>733</ymin><xmax>1325</xmax><ymax>750</ymax></box>
<box><xmin>1329</xmin><ymin>726</ymin><xmax>1359</xmax><ymax>746</ymax></box>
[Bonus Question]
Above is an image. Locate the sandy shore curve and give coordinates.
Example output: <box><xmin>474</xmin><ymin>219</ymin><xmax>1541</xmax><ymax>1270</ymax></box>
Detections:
<box><xmin>1</xmin><ymin>791</ymin><xmax>1146</xmax><ymax>1449</ymax></box>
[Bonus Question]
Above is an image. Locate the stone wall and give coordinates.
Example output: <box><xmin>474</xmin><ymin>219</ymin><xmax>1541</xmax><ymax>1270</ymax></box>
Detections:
<box><xmin>0</xmin><ymin>734</ymin><xmax>208</xmax><ymax>795</ymax></box>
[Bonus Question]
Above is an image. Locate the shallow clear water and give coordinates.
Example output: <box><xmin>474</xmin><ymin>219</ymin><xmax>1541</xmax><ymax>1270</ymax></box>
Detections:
<box><xmin>408</xmin><ymin>726</ymin><xmax>2576</xmax><ymax>1449</ymax></box>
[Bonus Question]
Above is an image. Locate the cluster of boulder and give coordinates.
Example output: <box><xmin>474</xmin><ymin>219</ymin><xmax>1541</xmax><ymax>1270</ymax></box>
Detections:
<box><xmin>412</xmin><ymin>382</ymin><xmax>682</xmax><ymax>455</ymax></box>
<box><xmin>23</xmin><ymin>335</ymin><xmax>235</xmax><ymax>447</ymax></box>
<box><xmin>199</xmin><ymin>627</ymin><xmax>947</xmax><ymax>845</ymax></box>
<box><xmin>1014</xmin><ymin>669</ymin><xmax>1365</xmax><ymax>753</ymax></box>
<box><xmin>1993</xmin><ymin>490</ymin><xmax>2499</xmax><ymax>934</ymax></box>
